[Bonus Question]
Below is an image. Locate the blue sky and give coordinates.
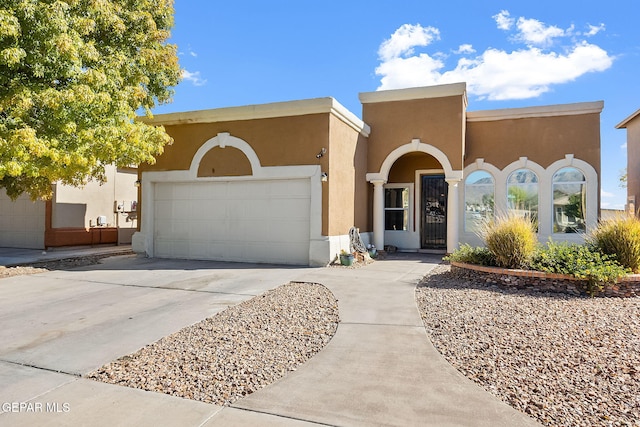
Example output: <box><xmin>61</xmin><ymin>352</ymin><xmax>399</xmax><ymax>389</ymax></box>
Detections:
<box><xmin>155</xmin><ymin>0</ymin><xmax>640</xmax><ymax>210</ymax></box>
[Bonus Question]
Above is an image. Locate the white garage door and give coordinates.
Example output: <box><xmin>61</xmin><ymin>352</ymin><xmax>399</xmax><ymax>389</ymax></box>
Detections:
<box><xmin>153</xmin><ymin>179</ymin><xmax>311</xmax><ymax>265</ymax></box>
<box><xmin>0</xmin><ymin>192</ymin><xmax>45</xmax><ymax>249</ymax></box>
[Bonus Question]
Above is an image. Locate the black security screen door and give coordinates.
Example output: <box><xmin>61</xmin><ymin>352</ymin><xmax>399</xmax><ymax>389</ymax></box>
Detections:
<box><xmin>421</xmin><ymin>175</ymin><xmax>447</xmax><ymax>249</ymax></box>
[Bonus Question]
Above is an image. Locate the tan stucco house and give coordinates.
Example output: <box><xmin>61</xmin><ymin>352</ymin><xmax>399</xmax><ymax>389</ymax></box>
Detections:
<box><xmin>133</xmin><ymin>82</ymin><xmax>602</xmax><ymax>266</ymax></box>
<box><xmin>616</xmin><ymin>108</ymin><xmax>640</xmax><ymax>216</ymax></box>
<box><xmin>0</xmin><ymin>165</ymin><xmax>138</xmax><ymax>249</ymax></box>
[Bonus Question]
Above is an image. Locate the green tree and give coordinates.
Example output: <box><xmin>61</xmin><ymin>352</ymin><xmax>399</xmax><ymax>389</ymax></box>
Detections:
<box><xmin>0</xmin><ymin>0</ymin><xmax>181</xmax><ymax>199</ymax></box>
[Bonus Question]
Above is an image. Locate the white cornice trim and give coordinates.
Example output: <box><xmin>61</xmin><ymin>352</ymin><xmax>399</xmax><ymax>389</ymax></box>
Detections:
<box><xmin>139</xmin><ymin>97</ymin><xmax>370</xmax><ymax>136</ymax></box>
<box><xmin>466</xmin><ymin>101</ymin><xmax>604</xmax><ymax>122</ymax></box>
<box><xmin>359</xmin><ymin>82</ymin><xmax>467</xmax><ymax>104</ymax></box>
<box><xmin>615</xmin><ymin>108</ymin><xmax>640</xmax><ymax>129</ymax></box>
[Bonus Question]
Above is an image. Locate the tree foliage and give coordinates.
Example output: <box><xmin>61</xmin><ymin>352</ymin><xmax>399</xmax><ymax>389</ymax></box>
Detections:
<box><xmin>0</xmin><ymin>0</ymin><xmax>181</xmax><ymax>199</ymax></box>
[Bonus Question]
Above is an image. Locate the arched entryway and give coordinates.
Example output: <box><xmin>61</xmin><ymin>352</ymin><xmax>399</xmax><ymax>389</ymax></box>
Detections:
<box><xmin>366</xmin><ymin>139</ymin><xmax>462</xmax><ymax>253</ymax></box>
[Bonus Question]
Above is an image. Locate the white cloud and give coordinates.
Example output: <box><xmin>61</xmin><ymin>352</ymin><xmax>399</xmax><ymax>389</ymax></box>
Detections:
<box><xmin>182</xmin><ymin>69</ymin><xmax>207</xmax><ymax>86</ymax></box>
<box><xmin>601</xmin><ymin>189</ymin><xmax>615</xmax><ymax>198</ymax></box>
<box><xmin>621</xmin><ymin>142</ymin><xmax>628</xmax><ymax>149</ymax></box>
<box><xmin>455</xmin><ymin>44</ymin><xmax>475</xmax><ymax>54</ymax></box>
<box><xmin>493</xmin><ymin>10</ymin><xmax>514</xmax><ymax>30</ymax></box>
<box><xmin>514</xmin><ymin>17</ymin><xmax>566</xmax><ymax>47</ymax></box>
<box><xmin>375</xmin><ymin>11</ymin><xmax>613</xmax><ymax>100</ymax></box>
<box><xmin>378</xmin><ymin>24</ymin><xmax>440</xmax><ymax>62</ymax></box>
<box><xmin>586</xmin><ymin>23</ymin><xmax>605</xmax><ymax>36</ymax></box>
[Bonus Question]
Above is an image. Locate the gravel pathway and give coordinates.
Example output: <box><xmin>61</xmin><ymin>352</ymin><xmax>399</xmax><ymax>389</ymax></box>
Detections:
<box><xmin>416</xmin><ymin>264</ymin><xmax>640</xmax><ymax>427</ymax></box>
<box><xmin>88</xmin><ymin>281</ymin><xmax>339</xmax><ymax>406</ymax></box>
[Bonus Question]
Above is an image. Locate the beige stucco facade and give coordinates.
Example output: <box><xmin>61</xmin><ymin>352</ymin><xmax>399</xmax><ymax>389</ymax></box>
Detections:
<box><xmin>617</xmin><ymin>108</ymin><xmax>640</xmax><ymax>216</ymax></box>
<box><xmin>133</xmin><ymin>83</ymin><xmax>603</xmax><ymax>266</ymax></box>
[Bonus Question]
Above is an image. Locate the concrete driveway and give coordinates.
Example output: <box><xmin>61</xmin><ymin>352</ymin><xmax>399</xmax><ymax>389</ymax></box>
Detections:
<box><xmin>1</xmin><ymin>253</ymin><xmax>539</xmax><ymax>427</ymax></box>
<box><xmin>0</xmin><ymin>254</ymin><xmax>311</xmax><ymax>425</ymax></box>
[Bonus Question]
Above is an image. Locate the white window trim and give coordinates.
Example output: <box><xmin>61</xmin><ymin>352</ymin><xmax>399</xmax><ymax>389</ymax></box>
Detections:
<box><xmin>460</xmin><ymin>155</ymin><xmax>598</xmax><ymax>246</ymax></box>
<box><xmin>464</xmin><ymin>170</ymin><xmax>496</xmax><ymax>233</ymax></box>
<box><xmin>550</xmin><ymin>165</ymin><xmax>589</xmax><ymax>236</ymax></box>
<box><xmin>383</xmin><ymin>183</ymin><xmax>414</xmax><ymax>232</ymax></box>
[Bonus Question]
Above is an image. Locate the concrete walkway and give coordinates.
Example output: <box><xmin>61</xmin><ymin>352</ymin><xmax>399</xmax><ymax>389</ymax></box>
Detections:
<box><xmin>0</xmin><ymin>251</ymin><xmax>540</xmax><ymax>426</ymax></box>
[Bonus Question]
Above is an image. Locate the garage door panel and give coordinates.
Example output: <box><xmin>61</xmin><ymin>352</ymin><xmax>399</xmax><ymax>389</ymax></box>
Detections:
<box><xmin>0</xmin><ymin>192</ymin><xmax>45</xmax><ymax>249</ymax></box>
<box><xmin>233</xmin><ymin>181</ymin><xmax>264</xmax><ymax>198</ymax></box>
<box><xmin>272</xmin><ymin>198</ymin><xmax>311</xmax><ymax>219</ymax></box>
<box><xmin>275</xmin><ymin>180</ymin><xmax>309</xmax><ymax>196</ymax></box>
<box><xmin>154</xmin><ymin>200</ymin><xmax>174</xmax><ymax>220</ymax></box>
<box><xmin>153</xmin><ymin>180</ymin><xmax>310</xmax><ymax>265</ymax></box>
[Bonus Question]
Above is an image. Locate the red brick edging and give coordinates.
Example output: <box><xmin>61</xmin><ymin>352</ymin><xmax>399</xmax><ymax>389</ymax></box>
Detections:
<box><xmin>449</xmin><ymin>261</ymin><xmax>640</xmax><ymax>298</ymax></box>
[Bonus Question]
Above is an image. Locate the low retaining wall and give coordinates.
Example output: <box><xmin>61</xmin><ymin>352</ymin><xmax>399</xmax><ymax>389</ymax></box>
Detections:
<box><xmin>450</xmin><ymin>261</ymin><xmax>640</xmax><ymax>298</ymax></box>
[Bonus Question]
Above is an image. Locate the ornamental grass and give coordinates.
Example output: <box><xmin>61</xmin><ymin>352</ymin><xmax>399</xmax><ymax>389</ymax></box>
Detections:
<box><xmin>590</xmin><ymin>216</ymin><xmax>640</xmax><ymax>273</ymax></box>
<box><xmin>480</xmin><ymin>215</ymin><xmax>537</xmax><ymax>269</ymax></box>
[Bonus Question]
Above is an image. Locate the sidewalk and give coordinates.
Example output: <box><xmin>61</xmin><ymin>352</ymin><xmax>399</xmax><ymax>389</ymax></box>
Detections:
<box><xmin>0</xmin><ymin>252</ymin><xmax>540</xmax><ymax>426</ymax></box>
<box><xmin>0</xmin><ymin>245</ymin><xmax>133</xmax><ymax>267</ymax></box>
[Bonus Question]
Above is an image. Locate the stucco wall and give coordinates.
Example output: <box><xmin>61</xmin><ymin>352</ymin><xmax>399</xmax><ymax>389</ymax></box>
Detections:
<box><xmin>465</xmin><ymin>113</ymin><xmax>601</xmax><ymax>172</ymax></box>
<box><xmin>143</xmin><ymin>114</ymin><xmax>330</xmax><ymax>172</ymax></box>
<box><xmin>626</xmin><ymin>117</ymin><xmax>640</xmax><ymax>216</ymax></box>
<box><xmin>326</xmin><ymin>115</ymin><xmax>369</xmax><ymax>235</ymax></box>
<box><xmin>387</xmin><ymin>152</ymin><xmax>441</xmax><ymax>183</ymax></box>
<box><xmin>197</xmin><ymin>146</ymin><xmax>253</xmax><ymax>177</ymax></box>
<box><xmin>52</xmin><ymin>165</ymin><xmax>138</xmax><ymax>229</ymax></box>
<box><xmin>363</xmin><ymin>95</ymin><xmax>465</xmax><ymax>174</ymax></box>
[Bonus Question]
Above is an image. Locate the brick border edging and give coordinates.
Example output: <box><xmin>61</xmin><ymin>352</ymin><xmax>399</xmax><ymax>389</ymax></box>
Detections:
<box><xmin>449</xmin><ymin>261</ymin><xmax>640</xmax><ymax>298</ymax></box>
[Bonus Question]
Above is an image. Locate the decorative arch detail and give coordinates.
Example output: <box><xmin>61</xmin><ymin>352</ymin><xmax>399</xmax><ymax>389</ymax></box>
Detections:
<box><xmin>366</xmin><ymin>138</ymin><xmax>462</xmax><ymax>182</ymax></box>
<box><xmin>189</xmin><ymin>132</ymin><xmax>262</xmax><ymax>178</ymax></box>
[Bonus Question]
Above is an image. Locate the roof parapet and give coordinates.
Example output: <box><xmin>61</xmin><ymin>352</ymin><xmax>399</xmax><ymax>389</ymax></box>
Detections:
<box><xmin>466</xmin><ymin>101</ymin><xmax>604</xmax><ymax>122</ymax></box>
<box><xmin>139</xmin><ymin>97</ymin><xmax>370</xmax><ymax>136</ymax></box>
<box><xmin>615</xmin><ymin>107</ymin><xmax>640</xmax><ymax>129</ymax></box>
<box><xmin>359</xmin><ymin>82</ymin><xmax>467</xmax><ymax>104</ymax></box>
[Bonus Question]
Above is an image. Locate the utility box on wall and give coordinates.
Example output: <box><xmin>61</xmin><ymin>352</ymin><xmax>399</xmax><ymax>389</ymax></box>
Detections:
<box><xmin>114</xmin><ymin>200</ymin><xmax>137</xmax><ymax>213</ymax></box>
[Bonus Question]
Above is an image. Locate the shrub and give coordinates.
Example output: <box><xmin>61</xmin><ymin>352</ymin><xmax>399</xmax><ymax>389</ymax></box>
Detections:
<box><xmin>444</xmin><ymin>244</ymin><xmax>496</xmax><ymax>266</ymax></box>
<box><xmin>481</xmin><ymin>215</ymin><xmax>537</xmax><ymax>269</ymax></box>
<box><xmin>531</xmin><ymin>241</ymin><xmax>630</xmax><ymax>296</ymax></box>
<box><xmin>590</xmin><ymin>216</ymin><xmax>640</xmax><ymax>273</ymax></box>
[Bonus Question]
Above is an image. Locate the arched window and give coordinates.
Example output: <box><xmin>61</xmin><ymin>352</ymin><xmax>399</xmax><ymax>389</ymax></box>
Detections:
<box><xmin>464</xmin><ymin>171</ymin><xmax>494</xmax><ymax>232</ymax></box>
<box><xmin>507</xmin><ymin>169</ymin><xmax>538</xmax><ymax>227</ymax></box>
<box><xmin>553</xmin><ymin>167</ymin><xmax>586</xmax><ymax>233</ymax></box>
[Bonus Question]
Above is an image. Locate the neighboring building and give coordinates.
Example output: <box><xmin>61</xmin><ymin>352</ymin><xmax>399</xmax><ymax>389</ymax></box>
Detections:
<box><xmin>0</xmin><ymin>165</ymin><xmax>138</xmax><ymax>249</ymax></box>
<box><xmin>616</xmin><ymin>107</ymin><xmax>640</xmax><ymax>216</ymax></box>
<box><xmin>601</xmin><ymin>209</ymin><xmax>626</xmax><ymax>221</ymax></box>
<box><xmin>133</xmin><ymin>83</ymin><xmax>602</xmax><ymax>266</ymax></box>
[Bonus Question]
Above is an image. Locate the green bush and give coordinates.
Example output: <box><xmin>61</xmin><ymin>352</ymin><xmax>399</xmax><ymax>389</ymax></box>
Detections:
<box><xmin>481</xmin><ymin>215</ymin><xmax>537</xmax><ymax>269</ymax></box>
<box><xmin>444</xmin><ymin>244</ymin><xmax>496</xmax><ymax>266</ymax></box>
<box><xmin>590</xmin><ymin>216</ymin><xmax>640</xmax><ymax>273</ymax></box>
<box><xmin>531</xmin><ymin>241</ymin><xmax>630</xmax><ymax>296</ymax></box>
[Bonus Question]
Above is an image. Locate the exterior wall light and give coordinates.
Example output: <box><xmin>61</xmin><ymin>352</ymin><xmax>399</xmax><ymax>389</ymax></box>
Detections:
<box><xmin>321</xmin><ymin>172</ymin><xmax>328</xmax><ymax>182</ymax></box>
<box><xmin>134</xmin><ymin>179</ymin><xmax>141</xmax><ymax>187</ymax></box>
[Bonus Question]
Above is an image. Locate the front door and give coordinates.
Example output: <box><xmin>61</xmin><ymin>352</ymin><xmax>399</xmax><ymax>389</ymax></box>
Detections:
<box><xmin>421</xmin><ymin>175</ymin><xmax>447</xmax><ymax>249</ymax></box>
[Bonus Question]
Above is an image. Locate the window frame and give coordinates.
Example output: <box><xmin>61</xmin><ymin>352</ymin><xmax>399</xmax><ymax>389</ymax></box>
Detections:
<box><xmin>506</xmin><ymin>168</ymin><xmax>539</xmax><ymax>230</ymax></box>
<box><xmin>383</xmin><ymin>183</ymin><xmax>414</xmax><ymax>232</ymax></box>
<box><xmin>551</xmin><ymin>167</ymin><xmax>587</xmax><ymax>234</ymax></box>
<box><xmin>464</xmin><ymin>170</ymin><xmax>495</xmax><ymax>233</ymax></box>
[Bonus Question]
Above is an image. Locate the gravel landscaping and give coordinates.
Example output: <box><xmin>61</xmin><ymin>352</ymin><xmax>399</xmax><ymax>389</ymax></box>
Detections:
<box><xmin>416</xmin><ymin>263</ymin><xmax>640</xmax><ymax>427</ymax></box>
<box><xmin>87</xmin><ymin>281</ymin><xmax>339</xmax><ymax>406</ymax></box>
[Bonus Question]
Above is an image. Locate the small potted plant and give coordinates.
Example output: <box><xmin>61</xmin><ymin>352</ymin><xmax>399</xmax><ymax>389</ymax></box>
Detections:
<box><xmin>339</xmin><ymin>249</ymin><xmax>354</xmax><ymax>266</ymax></box>
<box><xmin>367</xmin><ymin>244</ymin><xmax>377</xmax><ymax>258</ymax></box>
